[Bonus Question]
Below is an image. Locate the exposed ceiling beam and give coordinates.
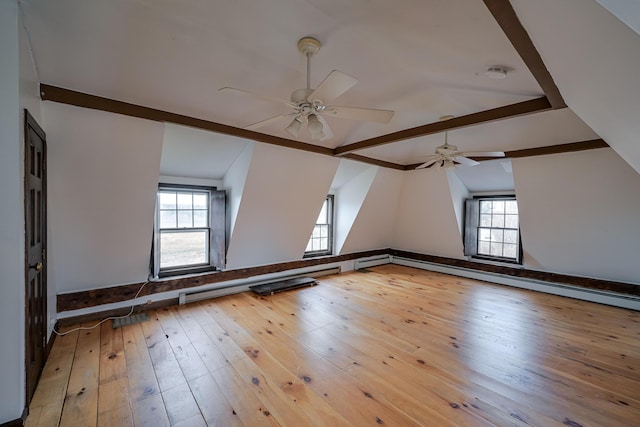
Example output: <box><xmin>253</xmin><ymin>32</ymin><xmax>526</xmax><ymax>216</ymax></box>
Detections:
<box><xmin>483</xmin><ymin>0</ymin><xmax>567</xmax><ymax>109</ymax></box>
<box><xmin>334</xmin><ymin>97</ymin><xmax>552</xmax><ymax>156</ymax></box>
<box><xmin>39</xmin><ymin>84</ymin><xmax>334</xmax><ymax>156</ymax></box>
<box><xmin>403</xmin><ymin>139</ymin><xmax>609</xmax><ymax>169</ymax></box>
<box><xmin>340</xmin><ymin>154</ymin><xmax>406</xmax><ymax>171</ymax></box>
<box><xmin>39</xmin><ymin>84</ymin><xmax>403</xmax><ymax>170</ymax></box>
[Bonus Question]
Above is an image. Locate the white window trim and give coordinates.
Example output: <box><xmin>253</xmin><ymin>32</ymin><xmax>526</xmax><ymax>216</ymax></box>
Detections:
<box><xmin>153</xmin><ymin>184</ymin><xmax>220</xmax><ymax>278</ymax></box>
<box><xmin>304</xmin><ymin>195</ymin><xmax>334</xmax><ymax>257</ymax></box>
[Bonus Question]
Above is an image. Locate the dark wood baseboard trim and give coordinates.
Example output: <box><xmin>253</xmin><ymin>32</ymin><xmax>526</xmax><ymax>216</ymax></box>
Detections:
<box><xmin>56</xmin><ymin>248</ymin><xmax>638</xmax><ymax>315</ymax></box>
<box><xmin>57</xmin><ymin>298</ymin><xmax>179</xmax><ymax>328</ymax></box>
<box><xmin>390</xmin><ymin>249</ymin><xmax>640</xmax><ymax>297</ymax></box>
<box><xmin>57</xmin><ymin>249</ymin><xmax>389</xmax><ymax>312</ymax></box>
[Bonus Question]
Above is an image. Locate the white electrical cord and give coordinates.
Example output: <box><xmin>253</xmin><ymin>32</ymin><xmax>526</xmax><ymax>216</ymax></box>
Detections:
<box><xmin>52</xmin><ymin>281</ymin><xmax>149</xmax><ymax>336</ymax></box>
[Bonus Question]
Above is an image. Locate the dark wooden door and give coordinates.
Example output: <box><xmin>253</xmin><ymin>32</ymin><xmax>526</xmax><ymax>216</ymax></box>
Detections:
<box><xmin>24</xmin><ymin>110</ymin><xmax>47</xmax><ymax>404</ymax></box>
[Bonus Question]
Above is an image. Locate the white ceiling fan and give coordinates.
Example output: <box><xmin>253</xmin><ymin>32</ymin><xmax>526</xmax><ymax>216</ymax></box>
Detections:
<box><xmin>416</xmin><ymin>117</ymin><xmax>505</xmax><ymax>169</ymax></box>
<box><xmin>220</xmin><ymin>37</ymin><xmax>395</xmax><ymax>141</ymax></box>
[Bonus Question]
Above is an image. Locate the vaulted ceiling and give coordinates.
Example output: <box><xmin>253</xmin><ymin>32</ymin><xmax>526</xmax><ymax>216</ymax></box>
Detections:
<box><xmin>20</xmin><ymin>0</ymin><xmax>639</xmax><ymax>172</ymax></box>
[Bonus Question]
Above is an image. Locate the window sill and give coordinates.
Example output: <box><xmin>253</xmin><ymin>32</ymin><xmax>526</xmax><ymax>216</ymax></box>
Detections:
<box><xmin>468</xmin><ymin>256</ymin><xmax>523</xmax><ymax>268</ymax></box>
<box><xmin>303</xmin><ymin>252</ymin><xmax>333</xmax><ymax>259</ymax></box>
<box><xmin>158</xmin><ymin>265</ymin><xmax>218</xmax><ymax>279</ymax></box>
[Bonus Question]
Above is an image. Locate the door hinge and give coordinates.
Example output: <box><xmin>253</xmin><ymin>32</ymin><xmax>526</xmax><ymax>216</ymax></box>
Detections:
<box><xmin>42</xmin><ymin>248</ymin><xmax>46</xmax><ymax>261</ymax></box>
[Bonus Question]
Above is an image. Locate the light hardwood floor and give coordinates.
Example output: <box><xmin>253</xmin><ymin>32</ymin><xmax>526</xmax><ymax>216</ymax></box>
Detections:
<box><xmin>26</xmin><ymin>265</ymin><xmax>640</xmax><ymax>426</ymax></box>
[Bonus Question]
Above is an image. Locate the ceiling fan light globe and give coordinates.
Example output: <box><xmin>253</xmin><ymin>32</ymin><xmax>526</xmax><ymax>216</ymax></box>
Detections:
<box><xmin>285</xmin><ymin>117</ymin><xmax>302</xmax><ymax>137</ymax></box>
<box><xmin>307</xmin><ymin>114</ymin><xmax>323</xmax><ymax>134</ymax></box>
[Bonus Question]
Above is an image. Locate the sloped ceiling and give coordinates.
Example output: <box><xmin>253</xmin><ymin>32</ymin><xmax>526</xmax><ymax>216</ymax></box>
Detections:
<box><xmin>511</xmin><ymin>0</ymin><xmax>640</xmax><ymax>174</ymax></box>
<box><xmin>20</xmin><ymin>0</ymin><xmax>627</xmax><ymax>172</ymax></box>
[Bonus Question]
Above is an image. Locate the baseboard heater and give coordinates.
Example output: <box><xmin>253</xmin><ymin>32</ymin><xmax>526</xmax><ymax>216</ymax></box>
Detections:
<box><xmin>178</xmin><ymin>266</ymin><xmax>340</xmax><ymax>305</ymax></box>
<box><xmin>354</xmin><ymin>255</ymin><xmax>391</xmax><ymax>270</ymax></box>
<box><xmin>392</xmin><ymin>256</ymin><xmax>640</xmax><ymax>311</ymax></box>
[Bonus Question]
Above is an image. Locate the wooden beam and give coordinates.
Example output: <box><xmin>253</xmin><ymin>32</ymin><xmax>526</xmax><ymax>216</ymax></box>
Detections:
<box><xmin>39</xmin><ymin>84</ymin><xmax>334</xmax><ymax>157</ymax></box>
<box><xmin>340</xmin><ymin>154</ymin><xmax>406</xmax><ymax>171</ymax></box>
<box><xmin>483</xmin><ymin>0</ymin><xmax>566</xmax><ymax>109</ymax></box>
<box><xmin>333</xmin><ymin>97</ymin><xmax>552</xmax><ymax>156</ymax></box>
<box><xmin>403</xmin><ymin>138</ymin><xmax>609</xmax><ymax>169</ymax></box>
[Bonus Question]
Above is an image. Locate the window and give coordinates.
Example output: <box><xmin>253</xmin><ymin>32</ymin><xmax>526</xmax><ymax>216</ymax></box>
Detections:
<box><xmin>305</xmin><ymin>195</ymin><xmax>334</xmax><ymax>257</ymax></box>
<box><xmin>464</xmin><ymin>196</ymin><xmax>522</xmax><ymax>263</ymax></box>
<box><xmin>153</xmin><ymin>185</ymin><xmax>226</xmax><ymax>277</ymax></box>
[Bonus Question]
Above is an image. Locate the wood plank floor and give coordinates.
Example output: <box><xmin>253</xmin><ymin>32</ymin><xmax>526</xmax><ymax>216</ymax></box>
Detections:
<box><xmin>26</xmin><ymin>265</ymin><xmax>640</xmax><ymax>426</ymax></box>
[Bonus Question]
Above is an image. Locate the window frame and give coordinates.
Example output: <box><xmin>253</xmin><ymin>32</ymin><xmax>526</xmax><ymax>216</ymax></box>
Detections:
<box><xmin>153</xmin><ymin>184</ymin><xmax>224</xmax><ymax>278</ymax></box>
<box><xmin>463</xmin><ymin>195</ymin><xmax>523</xmax><ymax>265</ymax></box>
<box><xmin>304</xmin><ymin>194</ymin><xmax>334</xmax><ymax>258</ymax></box>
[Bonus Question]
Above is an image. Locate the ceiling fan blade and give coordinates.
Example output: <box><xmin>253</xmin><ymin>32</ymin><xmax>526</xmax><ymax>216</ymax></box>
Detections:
<box><xmin>245</xmin><ymin>113</ymin><xmax>297</xmax><ymax>130</ymax></box>
<box><xmin>454</xmin><ymin>156</ymin><xmax>480</xmax><ymax>167</ymax></box>
<box><xmin>219</xmin><ymin>87</ymin><xmax>295</xmax><ymax>107</ymax></box>
<box><xmin>308</xmin><ymin>70</ymin><xmax>358</xmax><ymax>103</ymax></box>
<box><xmin>416</xmin><ymin>158</ymin><xmax>441</xmax><ymax>169</ymax></box>
<box><xmin>459</xmin><ymin>151</ymin><xmax>505</xmax><ymax>158</ymax></box>
<box><xmin>324</xmin><ymin>106</ymin><xmax>394</xmax><ymax>123</ymax></box>
<box><xmin>317</xmin><ymin>115</ymin><xmax>334</xmax><ymax>140</ymax></box>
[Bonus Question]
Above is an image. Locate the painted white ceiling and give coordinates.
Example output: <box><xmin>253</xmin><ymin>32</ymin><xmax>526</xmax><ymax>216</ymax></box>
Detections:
<box><xmin>161</xmin><ymin>123</ymin><xmax>248</xmax><ymax>179</ymax></box>
<box><xmin>20</xmin><ymin>0</ymin><xmax>610</xmax><ymax>167</ymax></box>
<box><xmin>454</xmin><ymin>159</ymin><xmax>515</xmax><ymax>193</ymax></box>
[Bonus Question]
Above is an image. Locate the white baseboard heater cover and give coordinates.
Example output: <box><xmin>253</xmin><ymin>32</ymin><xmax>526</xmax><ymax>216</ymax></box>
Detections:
<box><xmin>392</xmin><ymin>256</ymin><xmax>640</xmax><ymax>311</ymax></box>
<box><xmin>178</xmin><ymin>266</ymin><xmax>340</xmax><ymax>305</ymax></box>
<box><xmin>354</xmin><ymin>255</ymin><xmax>391</xmax><ymax>270</ymax></box>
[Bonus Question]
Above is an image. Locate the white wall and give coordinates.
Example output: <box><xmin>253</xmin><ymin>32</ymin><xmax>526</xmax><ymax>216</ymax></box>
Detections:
<box><xmin>339</xmin><ymin>167</ymin><xmax>404</xmax><ymax>254</ymax></box>
<box><xmin>0</xmin><ymin>0</ymin><xmax>25</xmax><ymax>422</ymax></box>
<box><xmin>446</xmin><ymin>169</ymin><xmax>470</xmax><ymax>237</ymax></box>
<box><xmin>43</xmin><ymin>103</ymin><xmax>164</xmax><ymax>293</ymax></box>
<box><xmin>512</xmin><ymin>0</ymin><xmax>640</xmax><ymax>174</ymax></box>
<box><xmin>513</xmin><ymin>148</ymin><xmax>640</xmax><ymax>284</ymax></box>
<box><xmin>19</xmin><ymin>5</ymin><xmax>54</xmax><ymax>336</ymax></box>
<box><xmin>393</xmin><ymin>168</ymin><xmax>466</xmax><ymax>258</ymax></box>
<box><xmin>225</xmin><ymin>143</ymin><xmax>339</xmax><ymax>269</ymax></box>
<box><xmin>334</xmin><ymin>165</ymin><xmax>377</xmax><ymax>254</ymax></box>
<box><xmin>223</xmin><ymin>142</ymin><xmax>254</xmax><ymax>242</ymax></box>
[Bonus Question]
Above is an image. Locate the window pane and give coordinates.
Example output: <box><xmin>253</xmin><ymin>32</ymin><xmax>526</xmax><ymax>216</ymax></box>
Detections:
<box><xmin>160</xmin><ymin>230</ymin><xmax>208</xmax><ymax>268</ymax></box>
<box><xmin>319</xmin><ymin>225</ymin><xmax>327</xmax><ymax>238</ymax></box>
<box><xmin>492</xmin><ymin>200</ymin><xmax>505</xmax><ymax>214</ymax></box>
<box><xmin>479</xmin><ymin>228</ymin><xmax>491</xmax><ymax>241</ymax></box>
<box><xmin>480</xmin><ymin>214</ymin><xmax>492</xmax><ymax>227</ymax></box>
<box><xmin>311</xmin><ymin>238</ymin><xmax>320</xmax><ymax>251</ymax></box>
<box><xmin>193</xmin><ymin>210</ymin><xmax>208</xmax><ymax>227</ymax></box>
<box><xmin>160</xmin><ymin>210</ymin><xmax>176</xmax><ymax>228</ymax></box>
<box><xmin>490</xmin><ymin>229</ymin><xmax>504</xmax><ymax>243</ymax></box>
<box><xmin>320</xmin><ymin>237</ymin><xmax>328</xmax><ymax>251</ymax></box>
<box><xmin>478</xmin><ymin>241</ymin><xmax>491</xmax><ymax>255</ymax></box>
<box><xmin>504</xmin><ymin>229</ymin><xmax>518</xmax><ymax>244</ymax></box>
<box><xmin>491</xmin><ymin>214</ymin><xmax>505</xmax><ymax>228</ymax></box>
<box><xmin>490</xmin><ymin>242</ymin><xmax>503</xmax><ymax>256</ymax></box>
<box><xmin>480</xmin><ymin>201</ymin><xmax>492</xmax><ymax>213</ymax></box>
<box><xmin>312</xmin><ymin>225</ymin><xmax>321</xmax><ymax>238</ymax></box>
<box><xmin>159</xmin><ymin>192</ymin><xmax>176</xmax><ymax>209</ymax></box>
<box><xmin>505</xmin><ymin>214</ymin><xmax>518</xmax><ymax>229</ymax></box>
<box><xmin>178</xmin><ymin>210</ymin><xmax>193</xmax><ymax>228</ymax></box>
<box><xmin>503</xmin><ymin>244</ymin><xmax>517</xmax><ymax>259</ymax></box>
<box><xmin>193</xmin><ymin>193</ymin><xmax>208</xmax><ymax>209</ymax></box>
<box><xmin>306</xmin><ymin>240</ymin><xmax>312</xmax><ymax>252</ymax></box>
<box><xmin>317</xmin><ymin>200</ymin><xmax>328</xmax><ymax>224</ymax></box>
<box><xmin>177</xmin><ymin>193</ymin><xmax>192</xmax><ymax>209</ymax></box>
<box><xmin>505</xmin><ymin>200</ymin><xmax>518</xmax><ymax>214</ymax></box>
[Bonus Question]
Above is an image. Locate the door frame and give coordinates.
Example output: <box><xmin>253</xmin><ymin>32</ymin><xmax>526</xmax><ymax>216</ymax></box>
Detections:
<box><xmin>23</xmin><ymin>109</ymin><xmax>48</xmax><ymax>406</ymax></box>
